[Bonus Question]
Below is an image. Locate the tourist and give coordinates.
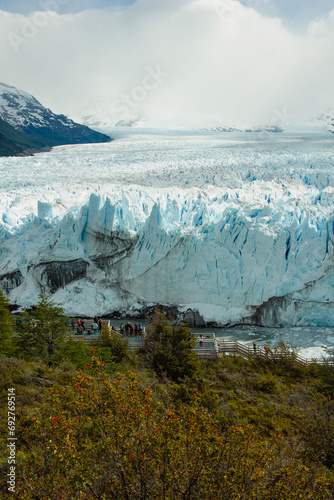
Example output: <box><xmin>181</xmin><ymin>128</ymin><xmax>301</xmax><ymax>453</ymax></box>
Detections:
<box><xmin>138</xmin><ymin>322</ymin><xmax>143</xmax><ymax>333</ymax></box>
<box><xmin>92</xmin><ymin>321</ymin><xmax>99</xmax><ymax>334</ymax></box>
<box><xmin>98</xmin><ymin>318</ymin><xmax>103</xmax><ymax>331</ymax></box>
<box><xmin>199</xmin><ymin>335</ymin><xmax>204</xmax><ymax>348</ymax></box>
<box><xmin>134</xmin><ymin>323</ymin><xmax>139</xmax><ymax>334</ymax></box>
<box><xmin>120</xmin><ymin>323</ymin><xmax>124</xmax><ymax>333</ymax></box>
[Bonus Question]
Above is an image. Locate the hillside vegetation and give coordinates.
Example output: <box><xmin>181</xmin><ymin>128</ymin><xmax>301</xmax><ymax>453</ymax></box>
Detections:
<box><xmin>0</xmin><ymin>292</ymin><xmax>334</xmax><ymax>499</ymax></box>
<box><xmin>0</xmin><ymin>118</ymin><xmax>47</xmax><ymax>151</ymax></box>
<box><xmin>0</xmin><ymin>130</ymin><xmax>24</xmax><ymax>157</ymax></box>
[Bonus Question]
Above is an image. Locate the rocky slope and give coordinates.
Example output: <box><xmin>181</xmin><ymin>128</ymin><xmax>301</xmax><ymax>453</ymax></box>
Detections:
<box><xmin>0</xmin><ymin>82</ymin><xmax>111</xmax><ymax>155</ymax></box>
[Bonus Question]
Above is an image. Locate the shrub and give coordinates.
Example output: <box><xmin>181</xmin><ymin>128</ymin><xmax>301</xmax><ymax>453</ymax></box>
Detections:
<box><xmin>92</xmin><ymin>323</ymin><xmax>129</xmax><ymax>366</ymax></box>
<box><xmin>14</xmin><ymin>294</ymin><xmax>70</xmax><ymax>366</ymax></box>
<box><xmin>141</xmin><ymin>310</ymin><xmax>200</xmax><ymax>381</ymax></box>
<box><xmin>7</xmin><ymin>355</ymin><xmax>333</xmax><ymax>499</ymax></box>
<box><xmin>0</xmin><ymin>290</ymin><xmax>14</xmax><ymax>356</ymax></box>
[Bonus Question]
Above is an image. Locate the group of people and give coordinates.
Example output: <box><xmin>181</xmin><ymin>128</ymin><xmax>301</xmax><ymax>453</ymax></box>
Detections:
<box><xmin>72</xmin><ymin>317</ymin><xmax>144</xmax><ymax>336</ymax></box>
<box><xmin>120</xmin><ymin>322</ymin><xmax>143</xmax><ymax>335</ymax></box>
<box><xmin>73</xmin><ymin>316</ymin><xmax>103</xmax><ymax>335</ymax></box>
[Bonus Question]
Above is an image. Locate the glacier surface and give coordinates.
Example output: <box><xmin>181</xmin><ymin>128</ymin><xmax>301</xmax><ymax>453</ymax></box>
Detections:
<box><xmin>1</xmin><ymin>129</ymin><xmax>334</xmax><ymax>327</ymax></box>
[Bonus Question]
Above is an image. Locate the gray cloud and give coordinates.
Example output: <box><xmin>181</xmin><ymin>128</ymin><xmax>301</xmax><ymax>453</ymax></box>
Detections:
<box><xmin>1</xmin><ymin>0</ymin><xmax>334</xmax><ymax>128</ymax></box>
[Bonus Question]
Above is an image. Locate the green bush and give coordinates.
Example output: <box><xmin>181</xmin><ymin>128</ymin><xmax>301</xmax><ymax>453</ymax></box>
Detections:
<box><xmin>255</xmin><ymin>374</ymin><xmax>278</xmax><ymax>393</ymax></box>
<box><xmin>2</xmin><ymin>356</ymin><xmax>333</xmax><ymax>500</ymax></box>
<box><xmin>14</xmin><ymin>294</ymin><xmax>70</xmax><ymax>366</ymax></box>
<box><xmin>141</xmin><ymin>310</ymin><xmax>200</xmax><ymax>381</ymax></box>
<box><xmin>92</xmin><ymin>324</ymin><xmax>129</xmax><ymax>367</ymax></box>
<box><xmin>0</xmin><ymin>290</ymin><xmax>14</xmax><ymax>356</ymax></box>
<box><xmin>59</xmin><ymin>338</ymin><xmax>92</xmax><ymax>369</ymax></box>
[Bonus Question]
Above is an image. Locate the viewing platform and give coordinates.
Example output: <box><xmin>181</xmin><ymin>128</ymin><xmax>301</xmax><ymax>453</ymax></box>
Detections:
<box><xmin>68</xmin><ymin>328</ymin><xmax>334</xmax><ymax>366</ymax></box>
<box><xmin>123</xmin><ymin>332</ymin><xmax>220</xmax><ymax>357</ymax></box>
<box><xmin>69</xmin><ymin>328</ymin><xmax>220</xmax><ymax>358</ymax></box>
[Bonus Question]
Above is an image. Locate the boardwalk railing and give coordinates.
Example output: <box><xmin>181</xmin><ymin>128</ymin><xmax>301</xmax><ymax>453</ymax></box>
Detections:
<box><xmin>67</xmin><ymin>331</ymin><xmax>334</xmax><ymax>366</ymax></box>
<box><xmin>217</xmin><ymin>340</ymin><xmax>334</xmax><ymax>367</ymax></box>
<box><xmin>69</xmin><ymin>333</ymin><xmax>221</xmax><ymax>358</ymax></box>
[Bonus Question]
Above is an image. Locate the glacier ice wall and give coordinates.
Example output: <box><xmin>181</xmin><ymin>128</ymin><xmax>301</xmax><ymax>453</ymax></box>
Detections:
<box><xmin>1</xmin><ymin>186</ymin><xmax>334</xmax><ymax>326</ymax></box>
<box><xmin>1</xmin><ymin>132</ymin><xmax>334</xmax><ymax>325</ymax></box>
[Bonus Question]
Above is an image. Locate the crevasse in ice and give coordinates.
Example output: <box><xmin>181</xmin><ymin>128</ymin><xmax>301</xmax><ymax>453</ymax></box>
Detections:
<box><xmin>0</xmin><ymin>131</ymin><xmax>334</xmax><ymax>326</ymax></box>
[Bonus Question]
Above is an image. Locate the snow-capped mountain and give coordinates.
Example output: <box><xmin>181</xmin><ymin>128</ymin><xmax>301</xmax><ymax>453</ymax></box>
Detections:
<box><xmin>78</xmin><ymin>109</ymin><xmax>285</xmax><ymax>134</ymax></box>
<box><xmin>76</xmin><ymin>98</ymin><xmax>334</xmax><ymax>135</ymax></box>
<box><xmin>80</xmin><ymin>111</ymin><xmax>146</xmax><ymax>130</ymax></box>
<box><xmin>312</xmin><ymin>110</ymin><xmax>334</xmax><ymax>134</ymax></box>
<box><xmin>0</xmin><ymin>82</ymin><xmax>111</xmax><ymax>151</ymax></box>
<box><xmin>74</xmin><ymin>99</ymin><xmax>284</xmax><ymax>133</ymax></box>
<box><xmin>0</xmin><ymin>82</ymin><xmax>55</xmax><ymax>129</ymax></box>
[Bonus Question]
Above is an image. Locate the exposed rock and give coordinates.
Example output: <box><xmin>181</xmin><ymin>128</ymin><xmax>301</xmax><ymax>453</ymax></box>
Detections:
<box><xmin>34</xmin><ymin>260</ymin><xmax>89</xmax><ymax>294</ymax></box>
<box><xmin>0</xmin><ymin>270</ymin><xmax>23</xmax><ymax>294</ymax></box>
<box><xmin>181</xmin><ymin>309</ymin><xmax>206</xmax><ymax>327</ymax></box>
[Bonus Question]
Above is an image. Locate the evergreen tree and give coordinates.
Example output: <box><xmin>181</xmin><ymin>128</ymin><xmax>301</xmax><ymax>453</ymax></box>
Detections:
<box><xmin>15</xmin><ymin>294</ymin><xmax>70</xmax><ymax>366</ymax></box>
<box><xmin>0</xmin><ymin>289</ymin><xmax>13</xmax><ymax>356</ymax></box>
<box><xmin>142</xmin><ymin>310</ymin><xmax>200</xmax><ymax>380</ymax></box>
<box><xmin>92</xmin><ymin>323</ymin><xmax>129</xmax><ymax>366</ymax></box>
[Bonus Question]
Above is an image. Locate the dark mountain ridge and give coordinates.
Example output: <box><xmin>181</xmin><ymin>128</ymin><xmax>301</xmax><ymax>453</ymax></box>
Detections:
<box><xmin>0</xmin><ymin>82</ymin><xmax>111</xmax><ymax>156</ymax></box>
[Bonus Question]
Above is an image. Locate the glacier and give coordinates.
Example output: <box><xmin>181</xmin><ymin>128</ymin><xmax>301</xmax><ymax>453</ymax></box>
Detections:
<box><xmin>1</xmin><ymin>129</ymin><xmax>334</xmax><ymax>327</ymax></box>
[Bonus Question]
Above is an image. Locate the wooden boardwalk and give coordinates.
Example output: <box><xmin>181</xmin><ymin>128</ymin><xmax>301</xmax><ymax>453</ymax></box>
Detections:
<box><xmin>192</xmin><ymin>333</ymin><xmax>219</xmax><ymax>358</ymax></box>
<box><xmin>217</xmin><ymin>339</ymin><xmax>334</xmax><ymax>367</ymax></box>
<box><xmin>67</xmin><ymin>329</ymin><xmax>334</xmax><ymax>366</ymax></box>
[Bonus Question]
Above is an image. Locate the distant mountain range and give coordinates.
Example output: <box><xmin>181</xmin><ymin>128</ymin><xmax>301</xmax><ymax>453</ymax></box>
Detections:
<box><xmin>79</xmin><ymin>113</ymin><xmax>286</xmax><ymax>134</ymax></box>
<box><xmin>0</xmin><ymin>82</ymin><xmax>111</xmax><ymax>157</ymax></box>
<box><xmin>78</xmin><ymin>102</ymin><xmax>334</xmax><ymax>135</ymax></box>
<box><xmin>1</xmin><ymin>82</ymin><xmax>332</xmax><ymax>155</ymax></box>
<box><xmin>314</xmin><ymin>111</ymin><xmax>334</xmax><ymax>134</ymax></box>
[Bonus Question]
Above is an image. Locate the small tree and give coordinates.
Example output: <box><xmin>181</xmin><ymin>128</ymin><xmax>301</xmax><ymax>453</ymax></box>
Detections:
<box><xmin>0</xmin><ymin>289</ymin><xmax>13</xmax><ymax>356</ymax></box>
<box><xmin>264</xmin><ymin>338</ymin><xmax>299</xmax><ymax>366</ymax></box>
<box><xmin>142</xmin><ymin>310</ymin><xmax>200</xmax><ymax>381</ymax></box>
<box><xmin>15</xmin><ymin>294</ymin><xmax>70</xmax><ymax>366</ymax></box>
<box><xmin>93</xmin><ymin>323</ymin><xmax>129</xmax><ymax>366</ymax></box>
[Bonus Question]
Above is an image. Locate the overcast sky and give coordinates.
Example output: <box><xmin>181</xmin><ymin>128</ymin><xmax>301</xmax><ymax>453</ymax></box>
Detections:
<box><xmin>0</xmin><ymin>0</ymin><xmax>334</xmax><ymax>127</ymax></box>
<box><xmin>1</xmin><ymin>0</ymin><xmax>333</xmax><ymax>28</ymax></box>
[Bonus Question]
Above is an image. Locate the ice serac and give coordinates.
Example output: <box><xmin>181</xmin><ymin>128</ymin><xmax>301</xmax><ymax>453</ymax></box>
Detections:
<box><xmin>1</xmin><ymin>187</ymin><xmax>334</xmax><ymax>326</ymax></box>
